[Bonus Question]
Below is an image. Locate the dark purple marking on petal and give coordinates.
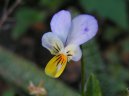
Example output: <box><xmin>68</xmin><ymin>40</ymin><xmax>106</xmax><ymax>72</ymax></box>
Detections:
<box><xmin>84</xmin><ymin>28</ymin><xmax>88</xmax><ymax>32</ymax></box>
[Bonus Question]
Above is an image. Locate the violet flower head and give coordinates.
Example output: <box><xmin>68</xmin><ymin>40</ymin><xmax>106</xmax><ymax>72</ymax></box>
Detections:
<box><xmin>41</xmin><ymin>10</ymin><xmax>98</xmax><ymax>78</ymax></box>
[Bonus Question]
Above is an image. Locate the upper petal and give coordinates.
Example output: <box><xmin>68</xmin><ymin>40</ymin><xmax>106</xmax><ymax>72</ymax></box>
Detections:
<box><xmin>50</xmin><ymin>10</ymin><xmax>71</xmax><ymax>44</ymax></box>
<box><xmin>66</xmin><ymin>15</ymin><xmax>98</xmax><ymax>45</ymax></box>
<box><xmin>41</xmin><ymin>32</ymin><xmax>64</xmax><ymax>55</ymax></box>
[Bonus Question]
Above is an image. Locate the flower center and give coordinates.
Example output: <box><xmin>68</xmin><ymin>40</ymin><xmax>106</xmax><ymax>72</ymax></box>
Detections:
<box><xmin>58</xmin><ymin>49</ymin><xmax>73</xmax><ymax>62</ymax></box>
<box><xmin>60</xmin><ymin>54</ymin><xmax>67</xmax><ymax>62</ymax></box>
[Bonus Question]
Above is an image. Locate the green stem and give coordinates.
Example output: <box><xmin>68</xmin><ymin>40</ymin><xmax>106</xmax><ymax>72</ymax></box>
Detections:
<box><xmin>81</xmin><ymin>49</ymin><xmax>86</xmax><ymax>96</ymax></box>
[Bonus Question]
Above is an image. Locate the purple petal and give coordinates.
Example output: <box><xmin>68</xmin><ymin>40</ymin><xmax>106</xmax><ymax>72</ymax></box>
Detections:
<box><xmin>66</xmin><ymin>15</ymin><xmax>98</xmax><ymax>45</ymax></box>
<box><xmin>50</xmin><ymin>10</ymin><xmax>71</xmax><ymax>44</ymax></box>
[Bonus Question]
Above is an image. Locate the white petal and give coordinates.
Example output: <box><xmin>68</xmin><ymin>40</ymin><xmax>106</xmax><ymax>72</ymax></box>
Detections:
<box><xmin>67</xmin><ymin>15</ymin><xmax>98</xmax><ymax>45</ymax></box>
<box><xmin>50</xmin><ymin>10</ymin><xmax>71</xmax><ymax>44</ymax></box>
<box><xmin>41</xmin><ymin>32</ymin><xmax>64</xmax><ymax>55</ymax></box>
<box><xmin>65</xmin><ymin>44</ymin><xmax>82</xmax><ymax>61</ymax></box>
<box><xmin>72</xmin><ymin>46</ymin><xmax>82</xmax><ymax>61</ymax></box>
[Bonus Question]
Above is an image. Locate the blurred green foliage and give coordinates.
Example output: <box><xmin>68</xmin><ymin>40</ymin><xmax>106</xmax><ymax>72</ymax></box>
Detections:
<box><xmin>12</xmin><ymin>7</ymin><xmax>45</xmax><ymax>39</ymax></box>
<box><xmin>0</xmin><ymin>47</ymin><xmax>80</xmax><ymax>96</ymax></box>
<box><xmin>2</xmin><ymin>89</ymin><xmax>15</xmax><ymax>96</ymax></box>
<box><xmin>81</xmin><ymin>0</ymin><xmax>128</xmax><ymax>29</ymax></box>
<box><xmin>85</xmin><ymin>73</ymin><xmax>102</xmax><ymax>96</ymax></box>
<box><xmin>103</xmin><ymin>26</ymin><xmax>121</xmax><ymax>41</ymax></box>
<box><xmin>39</xmin><ymin>0</ymin><xmax>63</xmax><ymax>10</ymax></box>
<box><xmin>82</xmin><ymin>39</ymin><xmax>129</xmax><ymax>96</ymax></box>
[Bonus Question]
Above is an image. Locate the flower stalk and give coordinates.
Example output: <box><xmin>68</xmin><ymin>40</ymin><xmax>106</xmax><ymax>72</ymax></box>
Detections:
<box><xmin>81</xmin><ymin>49</ymin><xmax>86</xmax><ymax>96</ymax></box>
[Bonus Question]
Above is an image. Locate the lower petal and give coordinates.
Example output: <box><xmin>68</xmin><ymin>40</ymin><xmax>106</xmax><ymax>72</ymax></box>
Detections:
<box><xmin>45</xmin><ymin>54</ymin><xmax>67</xmax><ymax>78</ymax></box>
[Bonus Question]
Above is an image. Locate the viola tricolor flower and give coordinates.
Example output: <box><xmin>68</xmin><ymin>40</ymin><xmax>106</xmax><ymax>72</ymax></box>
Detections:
<box><xmin>41</xmin><ymin>10</ymin><xmax>98</xmax><ymax>78</ymax></box>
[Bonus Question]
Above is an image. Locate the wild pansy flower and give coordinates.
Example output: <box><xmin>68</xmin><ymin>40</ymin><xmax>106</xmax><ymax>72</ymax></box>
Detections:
<box><xmin>41</xmin><ymin>10</ymin><xmax>98</xmax><ymax>78</ymax></box>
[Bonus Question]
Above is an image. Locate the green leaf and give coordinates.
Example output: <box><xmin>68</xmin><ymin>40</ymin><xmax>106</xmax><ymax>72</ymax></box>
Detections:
<box><xmin>85</xmin><ymin>73</ymin><xmax>102</xmax><ymax>96</ymax></box>
<box><xmin>12</xmin><ymin>8</ymin><xmax>45</xmax><ymax>39</ymax></box>
<box><xmin>82</xmin><ymin>39</ymin><xmax>128</xmax><ymax>96</ymax></box>
<box><xmin>80</xmin><ymin>0</ymin><xmax>128</xmax><ymax>29</ymax></box>
<box><xmin>0</xmin><ymin>47</ymin><xmax>80</xmax><ymax>96</ymax></box>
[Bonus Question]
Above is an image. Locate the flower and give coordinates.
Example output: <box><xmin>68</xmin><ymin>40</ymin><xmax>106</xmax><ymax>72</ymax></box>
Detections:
<box><xmin>41</xmin><ymin>10</ymin><xmax>98</xmax><ymax>78</ymax></box>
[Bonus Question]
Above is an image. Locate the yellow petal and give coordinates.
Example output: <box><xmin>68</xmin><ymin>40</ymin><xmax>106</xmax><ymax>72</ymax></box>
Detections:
<box><xmin>45</xmin><ymin>54</ymin><xmax>67</xmax><ymax>78</ymax></box>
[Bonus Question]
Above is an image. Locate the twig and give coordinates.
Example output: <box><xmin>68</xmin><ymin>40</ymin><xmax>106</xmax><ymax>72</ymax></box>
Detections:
<box><xmin>0</xmin><ymin>0</ymin><xmax>21</xmax><ymax>28</ymax></box>
<box><xmin>2</xmin><ymin>0</ymin><xmax>10</xmax><ymax>15</ymax></box>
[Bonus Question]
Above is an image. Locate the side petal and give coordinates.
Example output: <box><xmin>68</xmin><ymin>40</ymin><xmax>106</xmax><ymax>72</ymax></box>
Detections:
<box><xmin>50</xmin><ymin>10</ymin><xmax>71</xmax><ymax>43</ymax></box>
<box><xmin>72</xmin><ymin>46</ymin><xmax>82</xmax><ymax>61</ymax></box>
<box><xmin>65</xmin><ymin>44</ymin><xmax>82</xmax><ymax>61</ymax></box>
<box><xmin>45</xmin><ymin>54</ymin><xmax>67</xmax><ymax>78</ymax></box>
<box><xmin>41</xmin><ymin>32</ymin><xmax>64</xmax><ymax>55</ymax></box>
<box><xmin>67</xmin><ymin>15</ymin><xmax>98</xmax><ymax>45</ymax></box>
